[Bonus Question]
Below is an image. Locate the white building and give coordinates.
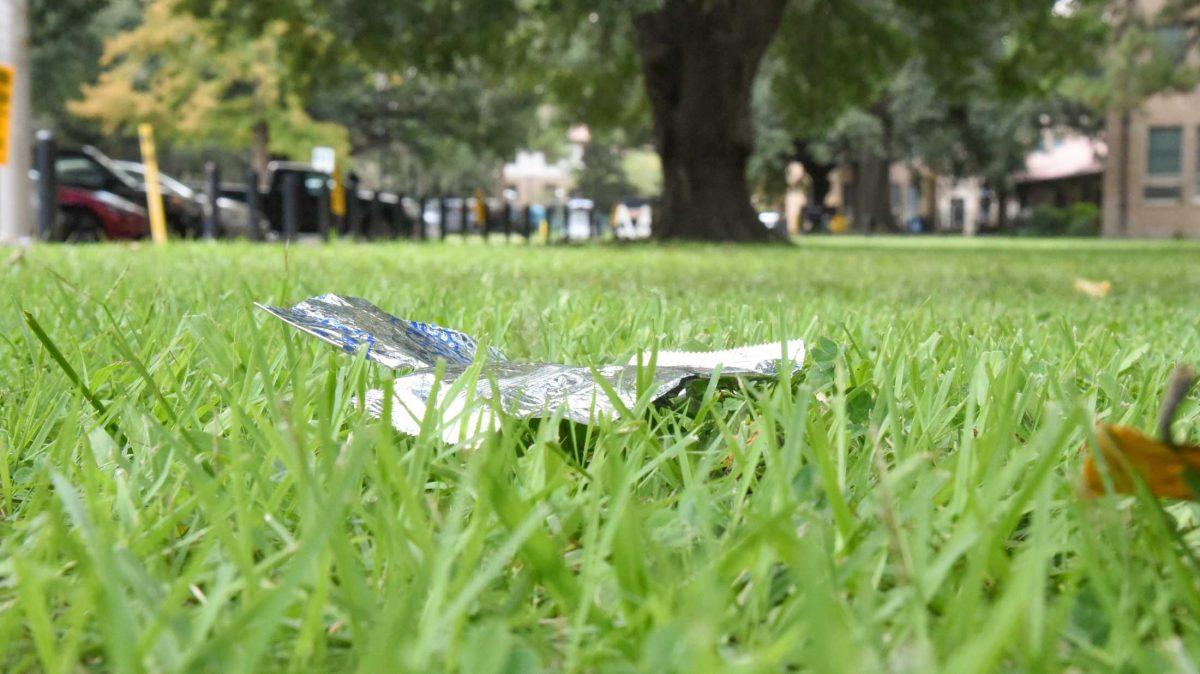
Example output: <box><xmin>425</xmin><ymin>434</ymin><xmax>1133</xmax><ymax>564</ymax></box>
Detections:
<box><xmin>502</xmin><ymin>124</ymin><xmax>589</xmax><ymax>207</ymax></box>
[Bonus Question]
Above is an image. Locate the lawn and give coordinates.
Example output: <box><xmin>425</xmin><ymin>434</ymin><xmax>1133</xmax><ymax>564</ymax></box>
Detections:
<box><xmin>2</xmin><ymin>237</ymin><xmax>1200</xmax><ymax>672</ymax></box>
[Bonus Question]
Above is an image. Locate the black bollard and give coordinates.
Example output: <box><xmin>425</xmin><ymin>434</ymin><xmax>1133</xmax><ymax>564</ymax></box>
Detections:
<box><xmin>397</xmin><ymin>197</ymin><xmax>412</xmax><ymax>239</ymax></box>
<box><xmin>204</xmin><ymin>161</ymin><xmax>220</xmax><ymax>239</ymax></box>
<box><xmin>439</xmin><ymin>196</ymin><xmax>448</xmax><ymax>241</ymax></box>
<box><xmin>346</xmin><ymin>175</ymin><xmax>362</xmax><ymax>239</ymax></box>
<box><xmin>462</xmin><ymin>197</ymin><xmax>469</xmax><ymax>242</ymax></box>
<box><xmin>523</xmin><ymin>205</ymin><xmax>532</xmax><ymax>242</ymax></box>
<box><xmin>417</xmin><ymin>197</ymin><xmax>428</xmax><ymax>240</ymax></box>
<box><xmin>384</xmin><ymin>194</ymin><xmax>394</xmax><ymax>238</ymax></box>
<box><xmin>245</xmin><ymin>168</ymin><xmax>262</xmax><ymax>241</ymax></box>
<box><xmin>317</xmin><ymin>183</ymin><xmax>331</xmax><ymax>241</ymax></box>
<box><xmin>504</xmin><ymin>202</ymin><xmax>514</xmax><ymax>240</ymax></box>
<box><xmin>34</xmin><ymin>130</ymin><xmax>56</xmax><ymax>240</ymax></box>
<box><xmin>480</xmin><ymin>198</ymin><xmax>490</xmax><ymax>243</ymax></box>
<box><xmin>370</xmin><ymin>194</ymin><xmax>386</xmax><ymax>239</ymax></box>
<box><xmin>459</xmin><ymin>197</ymin><xmax>467</xmax><ymax>240</ymax></box>
<box><xmin>283</xmin><ymin>172</ymin><xmax>300</xmax><ymax>242</ymax></box>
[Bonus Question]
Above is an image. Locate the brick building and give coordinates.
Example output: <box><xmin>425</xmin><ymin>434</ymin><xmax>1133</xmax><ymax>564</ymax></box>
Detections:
<box><xmin>1101</xmin><ymin>0</ymin><xmax>1200</xmax><ymax>237</ymax></box>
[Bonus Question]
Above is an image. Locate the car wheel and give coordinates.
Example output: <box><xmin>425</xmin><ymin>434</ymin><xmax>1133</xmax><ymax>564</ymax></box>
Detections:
<box><xmin>53</xmin><ymin>209</ymin><xmax>106</xmax><ymax>243</ymax></box>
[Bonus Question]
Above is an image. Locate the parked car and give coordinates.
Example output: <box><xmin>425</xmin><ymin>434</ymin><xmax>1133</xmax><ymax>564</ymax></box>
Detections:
<box><xmin>262</xmin><ymin>162</ymin><xmax>333</xmax><ymax>235</ymax></box>
<box><xmin>218</xmin><ymin>184</ymin><xmax>245</xmax><ymax>201</ymax></box>
<box><xmin>56</xmin><ymin>147</ymin><xmax>202</xmax><ymax>236</ymax></box>
<box><xmin>219</xmin><ymin>162</ymin><xmax>412</xmax><ymax>238</ymax></box>
<box><xmin>53</xmin><ymin>185</ymin><xmax>149</xmax><ymax>242</ymax></box>
<box><xmin>114</xmin><ymin>161</ymin><xmax>263</xmax><ymax>239</ymax></box>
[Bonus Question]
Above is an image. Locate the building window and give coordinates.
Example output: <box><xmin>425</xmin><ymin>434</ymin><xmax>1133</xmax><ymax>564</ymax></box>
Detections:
<box><xmin>1145</xmin><ymin>126</ymin><xmax>1183</xmax><ymax>202</ymax></box>
<box><xmin>905</xmin><ymin>184</ymin><xmax>920</xmax><ymax>220</ymax></box>
<box><xmin>1155</xmin><ymin>25</ymin><xmax>1189</xmax><ymax>64</ymax></box>
<box><xmin>951</xmin><ymin>198</ymin><xmax>965</xmax><ymax>228</ymax></box>
<box><xmin>1146</xmin><ymin>185</ymin><xmax>1183</xmax><ymax>200</ymax></box>
<box><xmin>1148</xmin><ymin>127</ymin><xmax>1182</xmax><ymax>175</ymax></box>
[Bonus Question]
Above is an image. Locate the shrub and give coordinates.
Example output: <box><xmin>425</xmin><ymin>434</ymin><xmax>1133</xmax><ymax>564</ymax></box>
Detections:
<box><xmin>1019</xmin><ymin>202</ymin><xmax>1101</xmax><ymax>237</ymax></box>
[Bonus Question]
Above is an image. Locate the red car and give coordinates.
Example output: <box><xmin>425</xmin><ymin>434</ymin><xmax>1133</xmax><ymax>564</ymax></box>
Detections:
<box><xmin>54</xmin><ymin>186</ymin><xmax>150</xmax><ymax>241</ymax></box>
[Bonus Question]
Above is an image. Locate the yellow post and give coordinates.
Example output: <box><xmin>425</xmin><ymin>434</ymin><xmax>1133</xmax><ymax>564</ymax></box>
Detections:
<box><xmin>0</xmin><ymin>64</ymin><xmax>12</xmax><ymax>166</ymax></box>
<box><xmin>473</xmin><ymin>188</ymin><xmax>487</xmax><ymax>226</ymax></box>
<box><xmin>137</xmin><ymin>124</ymin><xmax>168</xmax><ymax>245</ymax></box>
<box><xmin>829</xmin><ymin>213</ymin><xmax>849</xmax><ymax>235</ymax></box>
<box><xmin>330</xmin><ymin>164</ymin><xmax>346</xmax><ymax>218</ymax></box>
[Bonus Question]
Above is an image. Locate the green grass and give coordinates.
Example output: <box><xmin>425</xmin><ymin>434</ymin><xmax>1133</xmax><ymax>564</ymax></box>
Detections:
<box><xmin>2</xmin><ymin>237</ymin><xmax>1200</xmax><ymax>673</ymax></box>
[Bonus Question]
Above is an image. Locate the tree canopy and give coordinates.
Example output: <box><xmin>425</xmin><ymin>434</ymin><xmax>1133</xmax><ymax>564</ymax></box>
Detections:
<box><xmin>306</xmin><ymin>62</ymin><xmax>547</xmax><ymax>194</ymax></box>
<box><xmin>29</xmin><ymin>0</ymin><xmax>136</xmax><ymax>140</ymax></box>
<box><xmin>47</xmin><ymin>0</ymin><xmax>1190</xmax><ymax>239</ymax></box>
<box><xmin>69</xmin><ymin>0</ymin><xmax>349</xmax><ymax>175</ymax></box>
<box><xmin>185</xmin><ymin>0</ymin><xmax>1111</xmax><ymax>239</ymax></box>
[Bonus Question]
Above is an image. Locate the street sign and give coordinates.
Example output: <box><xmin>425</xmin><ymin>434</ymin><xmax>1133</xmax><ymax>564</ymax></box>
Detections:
<box><xmin>0</xmin><ymin>63</ymin><xmax>13</xmax><ymax>166</ymax></box>
<box><xmin>137</xmin><ymin>124</ymin><xmax>169</xmax><ymax>245</ymax></box>
<box><xmin>312</xmin><ymin>146</ymin><xmax>336</xmax><ymax>174</ymax></box>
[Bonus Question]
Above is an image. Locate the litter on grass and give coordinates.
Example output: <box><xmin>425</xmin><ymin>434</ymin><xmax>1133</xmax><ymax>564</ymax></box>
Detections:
<box><xmin>1073</xmin><ymin>278</ymin><xmax>1112</xmax><ymax>299</ymax></box>
<box><xmin>260</xmin><ymin>294</ymin><xmax>805</xmax><ymax>442</ymax></box>
<box><xmin>1082</xmin><ymin>365</ymin><xmax>1200</xmax><ymax>501</ymax></box>
<box><xmin>1082</xmin><ymin>423</ymin><xmax>1200</xmax><ymax>501</ymax></box>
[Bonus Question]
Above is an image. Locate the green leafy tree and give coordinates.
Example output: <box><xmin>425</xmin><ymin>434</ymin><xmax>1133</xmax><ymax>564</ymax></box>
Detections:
<box><xmin>757</xmin><ymin>0</ymin><xmax>1101</xmax><ymax>233</ymax></box>
<box><xmin>308</xmin><ymin>63</ymin><xmax>546</xmax><ymax>195</ymax></box>
<box><xmin>575</xmin><ymin>133</ymin><xmax>640</xmax><ymax>218</ymax></box>
<box><xmin>69</xmin><ymin>0</ymin><xmax>348</xmax><ymax>176</ymax></box>
<box><xmin>183</xmin><ymin>0</ymin><xmax>1105</xmax><ymax>241</ymax></box>
<box><xmin>30</xmin><ymin>0</ymin><xmax>138</xmax><ymax>141</ymax></box>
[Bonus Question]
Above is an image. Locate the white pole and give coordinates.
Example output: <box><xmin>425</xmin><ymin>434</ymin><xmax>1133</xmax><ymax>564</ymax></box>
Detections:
<box><xmin>0</xmin><ymin>0</ymin><xmax>34</xmax><ymax>244</ymax></box>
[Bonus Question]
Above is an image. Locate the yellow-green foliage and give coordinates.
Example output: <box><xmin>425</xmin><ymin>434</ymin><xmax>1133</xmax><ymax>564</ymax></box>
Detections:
<box><xmin>69</xmin><ymin>0</ymin><xmax>348</xmax><ymax>159</ymax></box>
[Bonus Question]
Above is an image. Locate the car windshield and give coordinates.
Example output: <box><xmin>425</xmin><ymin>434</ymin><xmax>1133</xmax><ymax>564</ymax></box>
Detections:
<box><xmin>81</xmin><ymin>148</ymin><xmax>143</xmax><ymax>191</ymax></box>
<box><xmin>56</xmin><ymin>157</ymin><xmax>112</xmax><ymax>190</ymax></box>
<box><xmin>116</xmin><ymin>162</ymin><xmax>195</xmax><ymax>199</ymax></box>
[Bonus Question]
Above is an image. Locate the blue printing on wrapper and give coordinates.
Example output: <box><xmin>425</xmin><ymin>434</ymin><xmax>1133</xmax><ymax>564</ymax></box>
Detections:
<box><xmin>402</xmin><ymin>321</ymin><xmax>478</xmax><ymax>365</ymax></box>
<box><xmin>261</xmin><ymin>294</ymin><xmax>507</xmax><ymax>369</ymax></box>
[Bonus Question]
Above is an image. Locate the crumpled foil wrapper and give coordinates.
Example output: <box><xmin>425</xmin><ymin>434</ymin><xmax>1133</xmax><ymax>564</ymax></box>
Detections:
<box><xmin>259</xmin><ymin>294</ymin><xmax>805</xmax><ymax>443</ymax></box>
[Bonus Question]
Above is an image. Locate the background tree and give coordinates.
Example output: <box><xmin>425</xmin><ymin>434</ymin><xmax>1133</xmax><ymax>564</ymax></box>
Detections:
<box><xmin>182</xmin><ymin>0</ymin><xmax>1104</xmax><ymax>241</ymax></box>
<box><xmin>29</xmin><ymin>0</ymin><xmax>136</xmax><ymax>141</ymax></box>
<box><xmin>308</xmin><ymin>63</ymin><xmax>546</xmax><ymax>195</ymax></box>
<box><xmin>765</xmin><ymin>0</ymin><xmax>906</xmax><ymax>232</ymax></box>
<box><xmin>70</xmin><ymin>0</ymin><xmax>348</xmax><ymax>177</ymax></box>
<box><xmin>759</xmin><ymin>0</ymin><xmax>1101</xmax><ymax>233</ymax></box>
<box><xmin>574</xmin><ymin>131</ymin><xmax>644</xmax><ymax>219</ymax></box>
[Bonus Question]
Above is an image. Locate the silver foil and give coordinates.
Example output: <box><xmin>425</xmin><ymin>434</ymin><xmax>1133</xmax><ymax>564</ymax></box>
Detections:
<box><xmin>260</xmin><ymin>294</ymin><xmax>804</xmax><ymax>442</ymax></box>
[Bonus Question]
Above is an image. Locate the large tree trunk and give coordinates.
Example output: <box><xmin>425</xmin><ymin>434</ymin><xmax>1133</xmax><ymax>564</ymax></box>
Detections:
<box><xmin>997</xmin><ymin>184</ymin><xmax>1010</xmax><ymax>230</ymax></box>
<box><xmin>852</xmin><ymin>155</ymin><xmax>892</xmax><ymax>233</ymax></box>
<box><xmin>809</xmin><ymin>165</ymin><xmax>833</xmax><ymax>209</ymax></box>
<box><xmin>634</xmin><ymin>0</ymin><xmax>787</xmax><ymax>242</ymax></box>
<box><xmin>852</xmin><ymin>100</ymin><xmax>894</xmax><ymax>233</ymax></box>
<box><xmin>793</xmin><ymin>140</ymin><xmax>834</xmax><ymax>216</ymax></box>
